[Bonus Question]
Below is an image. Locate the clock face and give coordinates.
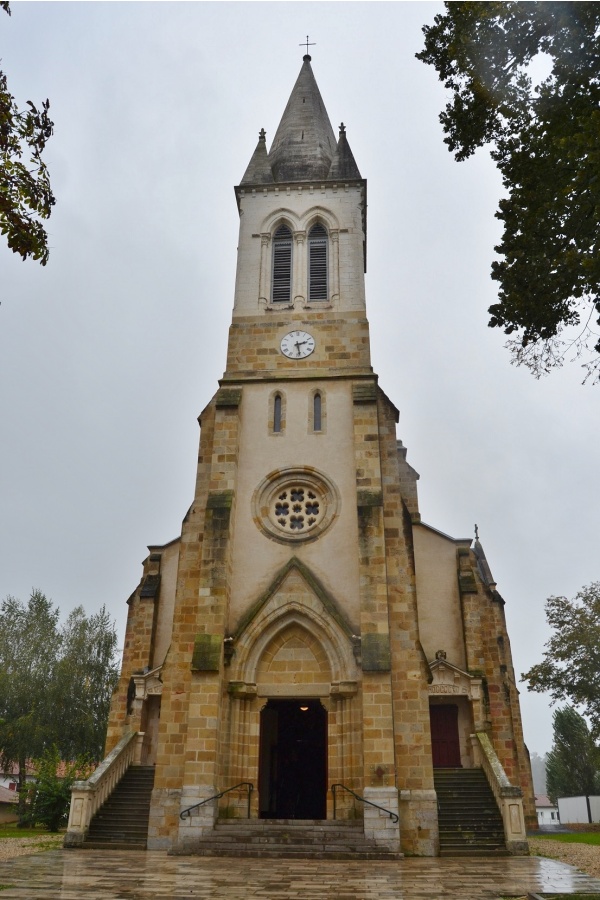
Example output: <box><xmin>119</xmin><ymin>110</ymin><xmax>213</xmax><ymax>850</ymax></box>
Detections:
<box><xmin>280</xmin><ymin>330</ymin><xmax>315</xmax><ymax>359</ymax></box>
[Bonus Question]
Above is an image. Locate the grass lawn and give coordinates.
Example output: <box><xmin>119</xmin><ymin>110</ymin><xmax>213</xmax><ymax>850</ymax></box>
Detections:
<box><xmin>0</xmin><ymin>825</ymin><xmax>61</xmax><ymax>839</ymax></box>
<box><xmin>529</xmin><ymin>832</ymin><xmax>600</xmax><ymax>846</ymax></box>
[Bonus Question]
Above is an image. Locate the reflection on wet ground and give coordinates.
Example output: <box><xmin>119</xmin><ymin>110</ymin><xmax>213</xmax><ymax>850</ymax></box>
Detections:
<box><xmin>0</xmin><ymin>849</ymin><xmax>600</xmax><ymax>899</ymax></box>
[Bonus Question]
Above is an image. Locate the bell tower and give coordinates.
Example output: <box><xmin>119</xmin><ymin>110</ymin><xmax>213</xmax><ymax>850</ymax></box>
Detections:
<box><xmin>95</xmin><ymin>52</ymin><xmax>534</xmax><ymax>859</ymax></box>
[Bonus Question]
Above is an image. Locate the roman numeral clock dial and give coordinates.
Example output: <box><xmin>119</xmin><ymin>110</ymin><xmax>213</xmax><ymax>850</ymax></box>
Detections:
<box><xmin>280</xmin><ymin>330</ymin><xmax>315</xmax><ymax>359</ymax></box>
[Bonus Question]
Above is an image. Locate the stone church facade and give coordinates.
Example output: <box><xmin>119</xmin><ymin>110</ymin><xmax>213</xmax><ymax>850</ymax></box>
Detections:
<box><xmin>77</xmin><ymin>56</ymin><xmax>535</xmax><ymax>856</ymax></box>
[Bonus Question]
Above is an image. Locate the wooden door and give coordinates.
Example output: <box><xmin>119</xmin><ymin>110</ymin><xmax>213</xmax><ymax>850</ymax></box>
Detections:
<box><xmin>430</xmin><ymin>704</ymin><xmax>461</xmax><ymax>767</ymax></box>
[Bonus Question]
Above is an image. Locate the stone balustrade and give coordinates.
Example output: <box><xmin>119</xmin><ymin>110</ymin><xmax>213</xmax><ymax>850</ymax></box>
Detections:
<box><xmin>64</xmin><ymin>731</ymin><xmax>143</xmax><ymax>847</ymax></box>
<box><xmin>472</xmin><ymin>732</ymin><xmax>528</xmax><ymax>855</ymax></box>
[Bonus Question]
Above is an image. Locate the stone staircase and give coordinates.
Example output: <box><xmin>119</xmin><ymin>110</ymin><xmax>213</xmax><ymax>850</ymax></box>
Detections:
<box><xmin>178</xmin><ymin>818</ymin><xmax>403</xmax><ymax>859</ymax></box>
<box><xmin>434</xmin><ymin>768</ymin><xmax>509</xmax><ymax>856</ymax></box>
<box><xmin>84</xmin><ymin>765</ymin><xmax>155</xmax><ymax>850</ymax></box>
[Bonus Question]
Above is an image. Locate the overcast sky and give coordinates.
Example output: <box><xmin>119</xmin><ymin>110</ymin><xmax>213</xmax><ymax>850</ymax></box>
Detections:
<box><xmin>2</xmin><ymin>2</ymin><xmax>599</xmax><ymax>759</ymax></box>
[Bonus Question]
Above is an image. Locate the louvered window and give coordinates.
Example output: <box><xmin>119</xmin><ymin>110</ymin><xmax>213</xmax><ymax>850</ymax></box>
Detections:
<box><xmin>308</xmin><ymin>224</ymin><xmax>328</xmax><ymax>301</ymax></box>
<box><xmin>272</xmin><ymin>225</ymin><xmax>292</xmax><ymax>303</ymax></box>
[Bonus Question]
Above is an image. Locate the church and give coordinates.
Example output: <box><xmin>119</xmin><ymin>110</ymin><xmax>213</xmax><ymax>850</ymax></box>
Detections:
<box><xmin>66</xmin><ymin>55</ymin><xmax>535</xmax><ymax>858</ymax></box>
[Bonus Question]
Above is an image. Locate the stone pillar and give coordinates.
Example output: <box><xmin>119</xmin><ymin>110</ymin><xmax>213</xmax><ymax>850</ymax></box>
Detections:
<box><xmin>352</xmin><ymin>382</ymin><xmax>400</xmax><ymax>853</ymax></box>
<box><xmin>258</xmin><ymin>233</ymin><xmax>270</xmax><ymax>305</ymax></box>
<box><xmin>330</xmin><ymin>229</ymin><xmax>340</xmax><ymax>305</ymax></box>
<box><xmin>376</xmin><ymin>389</ymin><xmax>439</xmax><ymax>856</ymax></box>
<box><xmin>363</xmin><ymin>787</ymin><xmax>400</xmax><ymax>852</ymax></box>
<box><xmin>293</xmin><ymin>230</ymin><xmax>306</xmax><ymax>305</ymax></box>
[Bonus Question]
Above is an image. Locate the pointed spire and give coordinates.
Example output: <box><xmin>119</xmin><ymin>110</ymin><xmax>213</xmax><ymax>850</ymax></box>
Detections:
<box><xmin>328</xmin><ymin>122</ymin><xmax>362</xmax><ymax>180</ymax></box>
<box><xmin>267</xmin><ymin>57</ymin><xmax>337</xmax><ymax>182</ymax></box>
<box><xmin>472</xmin><ymin>525</ymin><xmax>497</xmax><ymax>588</ymax></box>
<box><xmin>241</xmin><ymin>128</ymin><xmax>274</xmax><ymax>185</ymax></box>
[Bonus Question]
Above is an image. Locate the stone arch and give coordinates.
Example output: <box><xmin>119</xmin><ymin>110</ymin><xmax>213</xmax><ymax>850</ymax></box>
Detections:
<box><xmin>260</xmin><ymin>207</ymin><xmax>302</xmax><ymax>234</ymax></box>
<box><xmin>229</xmin><ymin>563</ymin><xmax>358</xmax><ymax>693</ymax></box>
<box><xmin>224</xmin><ymin>565</ymin><xmax>360</xmax><ymax>813</ymax></box>
<box><xmin>302</xmin><ymin>206</ymin><xmax>340</xmax><ymax>233</ymax></box>
<box><xmin>243</xmin><ymin>606</ymin><xmax>344</xmax><ymax>688</ymax></box>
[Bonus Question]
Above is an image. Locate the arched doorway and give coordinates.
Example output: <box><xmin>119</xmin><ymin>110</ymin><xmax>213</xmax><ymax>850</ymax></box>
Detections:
<box><xmin>258</xmin><ymin>699</ymin><xmax>327</xmax><ymax>819</ymax></box>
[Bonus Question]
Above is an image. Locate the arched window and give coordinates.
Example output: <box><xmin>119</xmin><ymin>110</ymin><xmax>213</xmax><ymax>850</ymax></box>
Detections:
<box><xmin>272</xmin><ymin>225</ymin><xmax>292</xmax><ymax>303</ymax></box>
<box><xmin>273</xmin><ymin>393</ymin><xmax>282</xmax><ymax>433</ymax></box>
<box><xmin>313</xmin><ymin>392</ymin><xmax>322</xmax><ymax>432</ymax></box>
<box><xmin>308</xmin><ymin>223</ymin><xmax>328</xmax><ymax>301</ymax></box>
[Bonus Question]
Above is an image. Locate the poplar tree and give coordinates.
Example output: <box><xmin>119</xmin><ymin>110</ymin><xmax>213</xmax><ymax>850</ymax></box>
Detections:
<box><xmin>0</xmin><ymin>590</ymin><xmax>119</xmax><ymax>808</ymax></box>
<box><xmin>545</xmin><ymin>706</ymin><xmax>600</xmax><ymax>804</ymax></box>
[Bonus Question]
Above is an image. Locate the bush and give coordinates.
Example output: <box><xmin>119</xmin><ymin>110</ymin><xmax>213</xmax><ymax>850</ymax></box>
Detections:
<box><xmin>22</xmin><ymin>747</ymin><xmax>93</xmax><ymax>832</ymax></box>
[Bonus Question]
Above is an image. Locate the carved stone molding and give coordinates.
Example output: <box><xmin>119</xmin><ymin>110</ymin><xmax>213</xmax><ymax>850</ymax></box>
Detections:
<box><xmin>428</xmin><ymin>658</ymin><xmax>481</xmax><ymax>701</ymax></box>
<box><xmin>133</xmin><ymin>666</ymin><xmax>163</xmax><ymax>702</ymax></box>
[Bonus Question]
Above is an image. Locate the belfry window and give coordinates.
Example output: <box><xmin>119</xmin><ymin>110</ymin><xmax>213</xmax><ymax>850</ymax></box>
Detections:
<box><xmin>308</xmin><ymin>223</ymin><xmax>328</xmax><ymax>301</ymax></box>
<box><xmin>272</xmin><ymin>225</ymin><xmax>293</xmax><ymax>303</ymax></box>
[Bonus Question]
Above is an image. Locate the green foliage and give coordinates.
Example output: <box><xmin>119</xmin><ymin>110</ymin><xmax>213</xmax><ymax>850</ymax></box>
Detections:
<box><xmin>521</xmin><ymin>583</ymin><xmax>600</xmax><ymax>737</ymax></box>
<box><xmin>21</xmin><ymin>747</ymin><xmax>92</xmax><ymax>832</ymax></box>
<box><xmin>418</xmin><ymin>3</ymin><xmax>600</xmax><ymax>382</ymax></box>
<box><xmin>1</xmin><ymin>1</ymin><xmax>55</xmax><ymax>264</ymax></box>
<box><xmin>0</xmin><ymin>589</ymin><xmax>119</xmax><ymax>810</ymax></box>
<box><xmin>0</xmin><ymin>824</ymin><xmax>54</xmax><ymax>837</ymax></box>
<box><xmin>51</xmin><ymin>605</ymin><xmax>121</xmax><ymax>763</ymax></box>
<box><xmin>545</xmin><ymin>706</ymin><xmax>600</xmax><ymax>804</ymax></box>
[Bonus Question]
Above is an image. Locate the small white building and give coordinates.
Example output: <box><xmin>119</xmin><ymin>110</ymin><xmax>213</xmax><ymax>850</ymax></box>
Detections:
<box><xmin>536</xmin><ymin>794</ymin><xmax>559</xmax><ymax>826</ymax></box>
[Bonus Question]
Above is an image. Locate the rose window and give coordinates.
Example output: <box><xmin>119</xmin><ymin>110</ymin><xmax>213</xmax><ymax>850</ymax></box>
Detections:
<box><xmin>272</xmin><ymin>487</ymin><xmax>322</xmax><ymax>532</ymax></box>
<box><xmin>253</xmin><ymin>468</ymin><xmax>340</xmax><ymax>544</ymax></box>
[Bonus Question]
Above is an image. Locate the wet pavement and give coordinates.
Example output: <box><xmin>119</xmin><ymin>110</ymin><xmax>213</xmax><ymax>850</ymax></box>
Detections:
<box><xmin>1</xmin><ymin>849</ymin><xmax>600</xmax><ymax>899</ymax></box>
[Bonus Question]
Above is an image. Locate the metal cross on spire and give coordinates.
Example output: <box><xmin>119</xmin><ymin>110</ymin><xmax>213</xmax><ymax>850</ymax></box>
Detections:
<box><xmin>300</xmin><ymin>35</ymin><xmax>315</xmax><ymax>56</ymax></box>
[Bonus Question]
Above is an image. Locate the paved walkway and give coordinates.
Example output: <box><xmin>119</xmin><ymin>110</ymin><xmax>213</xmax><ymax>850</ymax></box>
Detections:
<box><xmin>1</xmin><ymin>849</ymin><xmax>600</xmax><ymax>899</ymax></box>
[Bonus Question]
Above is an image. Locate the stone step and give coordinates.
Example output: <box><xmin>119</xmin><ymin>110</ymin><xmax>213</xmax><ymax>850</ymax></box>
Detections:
<box><xmin>188</xmin><ymin>846</ymin><xmax>403</xmax><ymax>860</ymax></box>
<box><xmin>214</xmin><ymin>821</ymin><xmax>363</xmax><ymax>834</ymax></box>
<box><xmin>201</xmin><ymin>834</ymin><xmax>385</xmax><ymax>849</ymax></box>
<box><xmin>178</xmin><ymin>817</ymin><xmax>402</xmax><ymax>860</ymax></box>
<box><xmin>83</xmin><ymin>840</ymin><xmax>147</xmax><ymax>851</ymax></box>
<box><xmin>83</xmin><ymin>764</ymin><xmax>155</xmax><ymax>849</ymax></box>
<box><xmin>434</xmin><ymin>768</ymin><xmax>507</xmax><ymax>856</ymax></box>
<box><xmin>216</xmin><ymin>818</ymin><xmax>363</xmax><ymax>828</ymax></box>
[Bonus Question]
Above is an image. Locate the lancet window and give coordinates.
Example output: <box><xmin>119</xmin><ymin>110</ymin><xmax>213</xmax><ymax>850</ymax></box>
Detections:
<box><xmin>273</xmin><ymin>393</ymin><xmax>282</xmax><ymax>433</ymax></box>
<box><xmin>313</xmin><ymin>392</ymin><xmax>322</xmax><ymax>432</ymax></box>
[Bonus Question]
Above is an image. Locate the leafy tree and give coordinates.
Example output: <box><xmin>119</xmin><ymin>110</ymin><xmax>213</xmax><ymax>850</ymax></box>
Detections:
<box><xmin>1</xmin><ymin>1</ymin><xmax>55</xmax><ymax>265</ymax></box>
<box><xmin>545</xmin><ymin>705</ymin><xmax>600</xmax><ymax>804</ymax></box>
<box><xmin>0</xmin><ymin>590</ymin><xmax>61</xmax><ymax>809</ymax></box>
<box><xmin>51</xmin><ymin>606</ymin><xmax>120</xmax><ymax>763</ymax></box>
<box><xmin>21</xmin><ymin>746</ymin><xmax>93</xmax><ymax>832</ymax></box>
<box><xmin>521</xmin><ymin>582</ymin><xmax>600</xmax><ymax>737</ymax></box>
<box><xmin>0</xmin><ymin>590</ymin><xmax>119</xmax><ymax>822</ymax></box>
<box><xmin>418</xmin><ymin>3</ymin><xmax>600</xmax><ymax>382</ymax></box>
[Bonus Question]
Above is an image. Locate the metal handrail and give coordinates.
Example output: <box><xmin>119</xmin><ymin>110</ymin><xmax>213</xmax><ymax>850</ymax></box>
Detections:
<box><xmin>331</xmin><ymin>783</ymin><xmax>399</xmax><ymax>824</ymax></box>
<box><xmin>180</xmin><ymin>782</ymin><xmax>254</xmax><ymax>820</ymax></box>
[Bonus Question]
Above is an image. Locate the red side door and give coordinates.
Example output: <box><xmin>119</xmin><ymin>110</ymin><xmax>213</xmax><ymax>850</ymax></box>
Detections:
<box><xmin>430</xmin><ymin>704</ymin><xmax>461</xmax><ymax>767</ymax></box>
